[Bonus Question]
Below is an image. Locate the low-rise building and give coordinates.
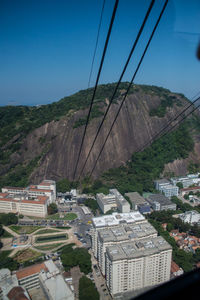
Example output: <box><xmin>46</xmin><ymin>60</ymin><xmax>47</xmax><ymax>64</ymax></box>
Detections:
<box><xmin>0</xmin><ymin>193</ymin><xmax>48</xmax><ymax>217</ymax></box>
<box><xmin>0</xmin><ymin>269</ymin><xmax>30</xmax><ymax>300</ymax></box>
<box><xmin>125</xmin><ymin>192</ymin><xmax>151</xmax><ymax>214</ymax></box>
<box><xmin>160</xmin><ymin>185</ymin><xmax>179</xmax><ymax>198</ymax></box>
<box><xmin>105</xmin><ymin>236</ymin><xmax>172</xmax><ymax>296</ymax></box>
<box><xmin>180</xmin><ymin>186</ymin><xmax>200</xmax><ymax>196</ymax></box>
<box><xmin>154</xmin><ymin>179</ymin><xmax>171</xmax><ymax>191</ymax></box>
<box><xmin>96</xmin><ymin>193</ymin><xmax>117</xmax><ymax>214</ymax></box>
<box><xmin>147</xmin><ymin>194</ymin><xmax>176</xmax><ymax>211</ymax></box>
<box><xmin>15</xmin><ymin>260</ymin><xmax>74</xmax><ymax>299</ymax></box>
<box><xmin>96</xmin><ymin>189</ymin><xmax>130</xmax><ymax>214</ymax></box>
<box><xmin>110</xmin><ymin>189</ymin><xmax>130</xmax><ymax>213</ymax></box>
<box><xmin>171</xmin><ymin>261</ymin><xmax>184</xmax><ymax>277</ymax></box>
<box><xmin>177</xmin><ymin>211</ymin><xmax>200</xmax><ymax>224</ymax></box>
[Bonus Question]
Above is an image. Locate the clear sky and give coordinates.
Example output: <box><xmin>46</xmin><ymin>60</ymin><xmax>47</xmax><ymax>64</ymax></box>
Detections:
<box><xmin>0</xmin><ymin>0</ymin><xmax>200</xmax><ymax>106</ymax></box>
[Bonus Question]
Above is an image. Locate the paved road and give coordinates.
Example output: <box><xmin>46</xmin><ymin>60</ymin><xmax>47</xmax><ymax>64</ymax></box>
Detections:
<box><xmin>90</xmin><ymin>250</ymin><xmax>112</xmax><ymax>300</ymax></box>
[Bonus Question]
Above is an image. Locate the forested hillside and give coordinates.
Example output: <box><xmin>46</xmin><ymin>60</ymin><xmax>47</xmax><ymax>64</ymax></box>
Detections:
<box><xmin>0</xmin><ymin>82</ymin><xmax>199</xmax><ymax>190</ymax></box>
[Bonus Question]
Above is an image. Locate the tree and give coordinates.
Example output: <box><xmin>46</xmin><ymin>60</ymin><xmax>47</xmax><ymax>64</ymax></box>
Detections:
<box><xmin>176</xmin><ymin>182</ymin><xmax>183</xmax><ymax>189</ymax></box>
<box><xmin>56</xmin><ymin>178</ymin><xmax>70</xmax><ymax>193</ymax></box>
<box><xmin>47</xmin><ymin>203</ymin><xmax>58</xmax><ymax>215</ymax></box>
<box><xmin>0</xmin><ymin>213</ymin><xmax>18</xmax><ymax>225</ymax></box>
<box><xmin>79</xmin><ymin>276</ymin><xmax>99</xmax><ymax>300</ymax></box>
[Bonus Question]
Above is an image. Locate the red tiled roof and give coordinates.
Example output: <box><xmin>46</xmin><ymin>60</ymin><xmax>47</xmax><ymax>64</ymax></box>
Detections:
<box><xmin>7</xmin><ymin>286</ymin><xmax>29</xmax><ymax>300</ymax></box>
<box><xmin>171</xmin><ymin>261</ymin><xmax>181</xmax><ymax>273</ymax></box>
<box><xmin>16</xmin><ymin>263</ymin><xmax>47</xmax><ymax>280</ymax></box>
<box><xmin>0</xmin><ymin>196</ymin><xmax>48</xmax><ymax>205</ymax></box>
<box><xmin>39</xmin><ymin>182</ymin><xmax>52</xmax><ymax>186</ymax></box>
<box><xmin>181</xmin><ymin>187</ymin><xmax>200</xmax><ymax>191</ymax></box>
<box><xmin>3</xmin><ymin>187</ymin><xmax>25</xmax><ymax>190</ymax></box>
<box><xmin>0</xmin><ymin>192</ymin><xmax>9</xmax><ymax>198</ymax></box>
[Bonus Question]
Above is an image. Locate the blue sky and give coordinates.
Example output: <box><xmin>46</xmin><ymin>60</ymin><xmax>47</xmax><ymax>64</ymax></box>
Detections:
<box><xmin>0</xmin><ymin>0</ymin><xmax>200</xmax><ymax>106</ymax></box>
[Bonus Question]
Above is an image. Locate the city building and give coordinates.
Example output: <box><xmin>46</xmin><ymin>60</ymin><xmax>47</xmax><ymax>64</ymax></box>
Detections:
<box><xmin>0</xmin><ymin>193</ymin><xmax>48</xmax><ymax>217</ymax></box>
<box><xmin>39</xmin><ymin>260</ymin><xmax>74</xmax><ymax>300</ymax></box>
<box><xmin>171</xmin><ymin>261</ymin><xmax>184</xmax><ymax>278</ymax></box>
<box><xmin>110</xmin><ymin>189</ymin><xmax>130</xmax><ymax>213</ymax></box>
<box><xmin>105</xmin><ymin>236</ymin><xmax>172</xmax><ymax>296</ymax></box>
<box><xmin>97</xmin><ymin>221</ymin><xmax>157</xmax><ymax>275</ymax></box>
<box><xmin>96</xmin><ymin>189</ymin><xmax>130</xmax><ymax>214</ymax></box>
<box><xmin>154</xmin><ymin>179</ymin><xmax>171</xmax><ymax>191</ymax></box>
<box><xmin>16</xmin><ymin>262</ymin><xmax>48</xmax><ymax>290</ymax></box>
<box><xmin>0</xmin><ymin>179</ymin><xmax>56</xmax><ymax>217</ymax></box>
<box><xmin>90</xmin><ymin>212</ymin><xmax>146</xmax><ymax>258</ymax></box>
<box><xmin>0</xmin><ymin>268</ymin><xmax>30</xmax><ymax>300</ymax></box>
<box><xmin>147</xmin><ymin>194</ymin><xmax>177</xmax><ymax>211</ymax></box>
<box><xmin>180</xmin><ymin>186</ymin><xmax>200</xmax><ymax>196</ymax></box>
<box><xmin>160</xmin><ymin>184</ymin><xmax>179</xmax><ymax>198</ymax></box>
<box><xmin>15</xmin><ymin>260</ymin><xmax>74</xmax><ymax>299</ymax></box>
<box><xmin>177</xmin><ymin>211</ymin><xmax>200</xmax><ymax>224</ymax></box>
<box><xmin>96</xmin><ymin>193</ymin><xmax>117</xmax><ymax>214</ymax></box>
<box><xmin>2</xmin><ymin>179</ymin><xmax>56</xmax><ymax>204</ymax></box>
<box><xmin>171</xmin><ymin>176</ymin><xmax>194</xmax><ymax>188</ymax></box>
<box><xmin>125</xmin><ymin>192</ymin><xmax>151</xmax><ymax>214</ymax></box>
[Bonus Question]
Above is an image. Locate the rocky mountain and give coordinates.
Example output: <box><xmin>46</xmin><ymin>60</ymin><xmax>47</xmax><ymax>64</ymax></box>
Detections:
<box><xmin>0</xmin><ymin>83</ymin><xmax>199</xmax><ymax>188</ymax></box>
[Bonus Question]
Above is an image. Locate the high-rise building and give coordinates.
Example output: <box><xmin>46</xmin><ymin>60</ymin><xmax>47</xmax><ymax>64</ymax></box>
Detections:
<box><xmin>90</xmin><ymin>212</ymin><xmax>172</xmax><ymax>296</ymax></box>
<box><xmin>105</xmin><ymin>237</ymin><xmax>172</xmax><ymax>296</ymax></box>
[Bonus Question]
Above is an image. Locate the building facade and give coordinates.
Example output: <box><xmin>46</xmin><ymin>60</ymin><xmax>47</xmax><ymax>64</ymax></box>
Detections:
<box><xmin>105</xmin><ymin>237</ymin><xmax>172</xmax><ymax>296</ymax></box>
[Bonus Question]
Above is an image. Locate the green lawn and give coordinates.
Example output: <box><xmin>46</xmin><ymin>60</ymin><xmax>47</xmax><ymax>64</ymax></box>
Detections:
<box><xmin>9</xmin><ymin>225</ymin><xmax>41</xmax><ymax>234</ymax></box>
<box><xmin>34</xmin><ymin>243</ymin><xmax>64</xmax><ymax>251</ymax></box>
<box><xmin>35</xmin><ymin>234</ymin><xmax>68</xmax><ymax>244</ymax></box>
<box><xmin>47</xmin><ymin>213</ymin><xmax>77</xmax><ymax>220</ymax></box>
<box><xmin>34</xmin><ymin>228</ymin><xmax>61</xmax><ymax>235</ymax></box>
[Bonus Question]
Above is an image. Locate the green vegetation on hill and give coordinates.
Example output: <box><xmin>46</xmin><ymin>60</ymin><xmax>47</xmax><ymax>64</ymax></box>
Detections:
<box><xmin>149</xmin><ymin>94</ymin><xmax>182</xmax><ymax>118</ymax></box>
<box><xmin>101</xmin><ymin>122</ymin><xmax>194</xmax><ymax>195</ymax></box>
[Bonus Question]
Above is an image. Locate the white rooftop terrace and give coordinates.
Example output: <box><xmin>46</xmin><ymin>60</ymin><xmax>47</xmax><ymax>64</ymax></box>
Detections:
<box><xmin>92</xmin><ymin>211</ymin><xmax>145</xmax><ymax>228</ymax></box>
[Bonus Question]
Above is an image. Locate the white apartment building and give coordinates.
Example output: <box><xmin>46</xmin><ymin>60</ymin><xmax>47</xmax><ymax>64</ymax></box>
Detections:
<box><xmin>0</xmin><ymin>193</ymin><xmax>48</xmax><ymax>217</ymax></box>
<box><xmin>90</xmin><ymin>212</ymin><xmax>146</xmax><ymax>258</ymax></box>
<box><xmin>105</xmin><ymin>236</ymin><xmax>172</xmax><ymax>296</ymax></box>
<box><xmin>97</xmin><ymin>222</ymin><xmax>157</xmax><ymax>275</ymax></box>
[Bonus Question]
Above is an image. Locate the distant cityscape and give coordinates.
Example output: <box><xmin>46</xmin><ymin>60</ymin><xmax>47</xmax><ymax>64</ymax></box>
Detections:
<box><xmin>1</xmin><ymin>173</ymin><xmax>200</xmax><ymax>299</ymax></box>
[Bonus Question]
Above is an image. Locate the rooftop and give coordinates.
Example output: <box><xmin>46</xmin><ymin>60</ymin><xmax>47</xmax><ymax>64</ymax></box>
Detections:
<box><xmin>7</xmin><ymin>286</ymin><xmax>29</xmax><ymax>300</ymax></box>
<box><xmin>16</xmin><ymin>263</ymin><xmax>47</xmax><ymax>280</ymax></box>
<box><xmin>92</xmin><ymin>211</ymin><xmax>145</xmax><ymax>228</ymax></box>
<box><xmin>98</xmin><ymin>221</ymin><xmax>157</xmax><ymax>243</ymax></box>
<box><xmin>147</xmin><ymin>194</ymin><xmax>174</xmax><ymax>206</ymax></box>
<box><xmin>125</xmin><ymin>192</ymin><xmax>146</xmax><ymax>205</ymax></box>
<box><xmin>171</xmin><ymin>261</ymin><xmax>181</xmax><ymax>273</ymax></box>
<box><xmin>154</xmin><ymin>179</ymin><xmax>170</xmax><ymax>184</ymax></box>
<box><xmin>181</xmin><ymin>186</ymin><xmax>200</xmax><ymax>191</ymax></box>
<box><xmin>106</xmin><ymin>236</ymin><xmax>172</xmax><ymax>261</ymax></box>
<box><xmin>0</xmin><ymin>195</ymin><xmax>48</xmax><ymax>205</ymax></box>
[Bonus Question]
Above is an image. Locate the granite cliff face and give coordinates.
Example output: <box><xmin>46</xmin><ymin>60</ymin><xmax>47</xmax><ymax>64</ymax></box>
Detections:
<box><xmin>2</xmin><ymin>85</ymin><xmax>197</xmax><ymax>184</ymax></box>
